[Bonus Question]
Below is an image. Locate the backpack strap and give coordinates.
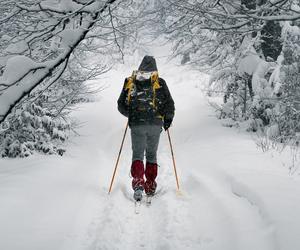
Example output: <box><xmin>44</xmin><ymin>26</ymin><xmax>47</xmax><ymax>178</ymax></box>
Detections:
<box><xmin>150</xmin><ymin>71</ymin><xmax>161</xmax><ymax>109</ymax></box>
<box><xmin>124</xmin><ymin>70</ymin><xmax>137</xmax><ymax>104</ymax></box>
<box><xmin>151</xmin><ymin>71</ymin><xmax>164</xmax><ymax>119</ymax></box>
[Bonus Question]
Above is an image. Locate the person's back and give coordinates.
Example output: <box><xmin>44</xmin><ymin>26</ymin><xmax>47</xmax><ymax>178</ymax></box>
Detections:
<box><xmin>117</xmin><ymin>55</ymin><xmax>175</xmax><ymax>201</ymax></box>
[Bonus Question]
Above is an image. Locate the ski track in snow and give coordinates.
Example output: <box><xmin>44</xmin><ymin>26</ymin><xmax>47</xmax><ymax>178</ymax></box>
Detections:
<box><xmin>2</xmin><ymin>60</ymin><xmax>300</xmax><ymax>250</ymax></box>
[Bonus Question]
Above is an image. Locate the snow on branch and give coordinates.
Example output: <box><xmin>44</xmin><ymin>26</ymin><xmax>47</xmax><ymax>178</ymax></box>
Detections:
<box><xmin>17</xmin><ymin>0</ymin><xmax>100</xmax><ymax>15</ymax></box>
<box><xmin>0</xmin><ymin>7</ymin><xmax>21</xmax><ymax>25</ymax></box>
<box><xmin>165</xmin><ymin>0</ymin><xmax>300</xmax><ymax>34</ymax></box>
<box><xmin>0</xmin><ymin>0</ymin><xmax>117</xmax><ymax>124</ymax></box>
<box><xmin>0</xmin><ymin>56</ymin><xmax>47</xmax><ymax>89</ymax></box>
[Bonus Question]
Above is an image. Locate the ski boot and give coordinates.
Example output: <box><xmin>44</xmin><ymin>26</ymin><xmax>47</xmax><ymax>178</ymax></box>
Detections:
<box><xmin>133</xmin><ymin>188</ymin><xmax>143</xmax><ymax>202</ymax></box>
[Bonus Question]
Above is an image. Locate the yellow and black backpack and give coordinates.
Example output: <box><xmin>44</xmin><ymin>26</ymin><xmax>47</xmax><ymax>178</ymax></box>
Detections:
<box><xmin>125</xmin><ymin>71</ymin><xmax>162</xmax><ymax>116</ymax></box>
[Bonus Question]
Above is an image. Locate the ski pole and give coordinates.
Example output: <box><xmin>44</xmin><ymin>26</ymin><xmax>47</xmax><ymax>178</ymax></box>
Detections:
<box><xmin>167</xmin><ymin>129</ymin><xmax>180</xmax><ymax>192</ymax></box>
<box><xmin>108</xmin><ymin>122</ymin><xmax>129</xmax><ymax>194</ymax></box>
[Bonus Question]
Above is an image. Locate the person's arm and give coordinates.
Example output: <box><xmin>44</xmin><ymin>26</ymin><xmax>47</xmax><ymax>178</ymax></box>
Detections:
<box><xmin>159</xmin><ymin>78</ymin><xmax>175</xmax><ymax>129</ymax></box>
<box><xmin>117</xmin><ymin>78</ymin><xmax>129</xmax><ymax>117</ymax></box>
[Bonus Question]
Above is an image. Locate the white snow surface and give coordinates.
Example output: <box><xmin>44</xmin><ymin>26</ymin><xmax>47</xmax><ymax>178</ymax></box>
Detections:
<box><xmin>1</xmin><ymin>58</ymin><xmax>300</xmax><ymax>250</ymax></box>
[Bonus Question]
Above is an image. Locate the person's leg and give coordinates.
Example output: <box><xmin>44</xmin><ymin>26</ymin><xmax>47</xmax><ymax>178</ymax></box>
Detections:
<box><xmin>130</xmin><ymin>126</ymin><xmax>147</xmax><ymax>191</ymax></box>
<box><xmin>144</xmin><ymin>162</ymin><xmax>158</xmax><ymax>195</ymax></box>
<box><xmin>145</xmin><ymin>125</ymin><xmax>161</xmax><ymax>195</ymax></box>
<box><xmin>145</xmin><ymin>125</ymin><xmax>161</xmax><ymax>164</ymax></box>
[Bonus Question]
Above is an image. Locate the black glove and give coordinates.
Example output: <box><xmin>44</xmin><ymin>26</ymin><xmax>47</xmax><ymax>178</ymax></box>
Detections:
<box><xmin>163</xmin><ymin>118</ymin><xmax>172</xmax><ymax>131</ymax></box>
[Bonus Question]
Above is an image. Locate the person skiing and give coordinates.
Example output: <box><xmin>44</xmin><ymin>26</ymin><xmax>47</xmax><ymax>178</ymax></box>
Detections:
<box><xmin>117</xmin><ymin>55</ymin><xmax>175</xmax><ymax>201</ymax></box>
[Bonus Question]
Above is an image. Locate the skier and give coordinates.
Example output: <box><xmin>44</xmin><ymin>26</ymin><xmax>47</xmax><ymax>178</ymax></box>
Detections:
<box><xmin>117</xmin><ymin>55</ymin><xmax>175</xmax><ymax>202</ymax></box>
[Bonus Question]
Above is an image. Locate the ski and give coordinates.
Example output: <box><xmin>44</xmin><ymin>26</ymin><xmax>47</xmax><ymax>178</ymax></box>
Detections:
<box><xmin>134</xmin><ymin>200</ymin><xmax>141</xmax><ymax>214</ymax></box>
<box><xmin>146</xmin><ymin>195</ymin><xmax>152</xmax><ymax>206</ymax></box>
<box><xmin>122</xmin><ymin>186</ymin><xmax>167</xmax><ymax>214</ymax></box>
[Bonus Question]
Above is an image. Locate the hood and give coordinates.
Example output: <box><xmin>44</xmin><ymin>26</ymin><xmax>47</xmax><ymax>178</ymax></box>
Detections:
<box><xmin>138</xmin><ymin>55</ymin><xmax>158</xmax><ymax>72</ymax></box>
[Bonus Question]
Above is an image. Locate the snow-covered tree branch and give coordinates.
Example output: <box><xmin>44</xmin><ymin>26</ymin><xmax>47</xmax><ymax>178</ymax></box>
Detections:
<box><xmin>151</xmin><ymin>0</ymin><xmax>300</xmax><ymax>146</ymax></box>
<box><xmin>0</xmin><ymin>0</ymin><xmax>118</xmax><ymax>124</ymax></box>
<box><xmin>156</xmin><ymin>0</ymin><xmax>300</xmax><ymax>70</ymax></box>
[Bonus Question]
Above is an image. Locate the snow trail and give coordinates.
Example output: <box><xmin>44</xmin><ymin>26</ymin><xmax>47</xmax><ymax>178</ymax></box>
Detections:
<box><xmin>63</xmin><ymin>62</ymin><xmax>277</xmax><ymax>250</ymax></box>
<box><xmin>1</xmin><ymin>59</ymin><xmax>300</xmax><ymax>250</ymax></box>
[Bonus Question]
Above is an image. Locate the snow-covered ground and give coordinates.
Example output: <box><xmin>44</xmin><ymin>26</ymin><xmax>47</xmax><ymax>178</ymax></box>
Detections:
<box><xmin>1</xmin><ymin>57</ymin><xmax>300</xmax><ymax>250</ymax></box>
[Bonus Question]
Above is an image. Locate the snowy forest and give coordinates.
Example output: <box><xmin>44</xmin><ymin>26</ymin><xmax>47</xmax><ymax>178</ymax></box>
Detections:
<box><xmin>0</xmin><ymin>0</ymin><xmax>299</xmax><ymax>157</ymax></box>
<box><xmin>1</xmin><ymin>1</ymin><xmax>300</xmax><ymax>250</ymax></box>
